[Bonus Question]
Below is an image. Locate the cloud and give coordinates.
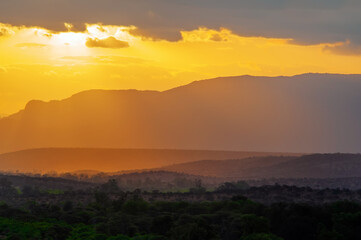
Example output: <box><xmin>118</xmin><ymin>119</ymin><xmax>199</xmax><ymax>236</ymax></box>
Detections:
<box><xmin>0</xmin><ymin>0</ymin><xmax>359</xmax><ymax>46</ymax></box>
<box><xmin>85</xmin><ymin>36</ymin><xmax>129</xmax><ymax>48</ymax></box>
<box><xmin>323</xmin><ymin>41</ymin><xmax>361</xmax><ymax>56</ymax></box>
<box><xmin>0</xmin><ymin>28</ymin><xmax>8</xmax><ymax>37</ymax></box>
<box><xmin>64</xmin><ymin>23</ymin><xmax>74</xmax><ymax>31</ymax></box>
<box><xmin>181</xmin><ymin>27</ymin><xmax>231</xmax><ymax>42</ymax></box>
<box><xmin>210</xmin><ymin>33</ymin><xmax>225</xmax><ymax>42</ymax></box>
<box><xmin>128</xmin><ymin>27</ymin><xmax>180</xmax><ymax>41</ymax></box>
<box><xmin>0</xmin><ymin>24</ymin><xmax>16</xmax><ymax>37</ymax></box>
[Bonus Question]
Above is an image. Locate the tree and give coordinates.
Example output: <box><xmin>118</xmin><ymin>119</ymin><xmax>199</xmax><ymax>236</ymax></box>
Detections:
<box><xmin>241</xmin><ymin>233</ymin><xmax>284</xmax><ymax>240</ymax></box>
<box><xmin>100</xmin><ymin>179</ymin><xmax>121</xmax><ymax>193</ymax></box>
<box><xmin>239</xmin><ymin>214</ymin><xmax>269</xmax><ymax>236</ymax></box>
<box><xmin>189</xmin><ymin>179</ymin><xmax>206</xmax><ymax>194</ymax></box>
<box><xmin>0</xmin><ymin>178</ymin><xmax>17</xmax><ymax>196</ymax></box>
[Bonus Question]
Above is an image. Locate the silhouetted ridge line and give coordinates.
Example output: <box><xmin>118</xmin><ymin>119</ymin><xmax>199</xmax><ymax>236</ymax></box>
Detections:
<box><xmin>0</xmin><ymin>73</ymin><xmax>361</xmax><ymax>154</ymax></box>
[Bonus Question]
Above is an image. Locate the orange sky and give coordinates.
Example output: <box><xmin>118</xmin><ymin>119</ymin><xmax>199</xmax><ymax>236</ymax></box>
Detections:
<box><xmin>1</xmin><ymin>22</ymin><xmax>361</xmax><ymax>116</ymax></box>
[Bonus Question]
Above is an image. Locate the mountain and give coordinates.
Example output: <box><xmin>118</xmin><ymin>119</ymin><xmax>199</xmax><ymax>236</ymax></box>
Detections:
<box><xmin>0</xmin><ymin>173</ymin><xmax>95</xmax><ymax>191</ymax></box>
<box><xmin>0</xmin><ymin>73</ymin><xmax>361</xmax><ymax>153</ymax></box>
<box><xmin>92</xmin><ymin>170</ymin><xmax>224</xmax><ymax>190</ymax></box>
<box><xmin>160</xmin><ymin>156</ymin><xmax>297</xmax><ymax>178</ymax></box>
<box><xmin>255</xmin><ymin>153</ymin><xmax>361</xmax><ymax>178</ymax></box>
<box><xmin>161</xmin><ymin>153</ymin><xmax>361</xmax><ymax>179</ymax></box>
<box><xmin>0</xmin><ymin>148</ymin><xmax>287</xmax><ymax>173</ymax></box>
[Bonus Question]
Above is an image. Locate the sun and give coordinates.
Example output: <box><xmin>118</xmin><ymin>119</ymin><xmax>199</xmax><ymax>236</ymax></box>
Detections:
<box><xmin>46</xmin><ymin>23</ymin><xmax>137</xmax><ymax>49</ymax></box>
<box><xmin>52</xmin><ymin>32</ymin><xmax>87</xmax><ymax>46</ymax></box>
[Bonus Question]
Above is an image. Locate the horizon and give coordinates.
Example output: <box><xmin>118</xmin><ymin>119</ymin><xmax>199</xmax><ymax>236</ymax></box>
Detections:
<box><xmin>2</xmin><ymin>2</ymin><xmax>361</xmax><ymax>239</ymax></box>
<box><xmin>0</xmin><ymin>147</ymin><xmax>358</xmax><ymax>174</ymax></box>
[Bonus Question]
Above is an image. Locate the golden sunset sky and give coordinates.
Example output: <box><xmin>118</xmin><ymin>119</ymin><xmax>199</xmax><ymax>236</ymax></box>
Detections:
<box><xmin>1</xmin><ymin>0</ymin><xmax>361</xmax><ymax>115</ymax></box>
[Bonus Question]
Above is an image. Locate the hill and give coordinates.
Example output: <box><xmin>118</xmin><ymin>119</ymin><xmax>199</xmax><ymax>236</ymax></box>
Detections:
<box><xmin>0</xmin><ymin>73</ymin><xmax>360</xmax><ymax>153</ymax></box>
<box><xmin>90</xmin><ymin>170</ymin><xmax>224</xmax><ymax>191</ymax></box>
<box><xmin>0</xmin><ymin>148</ymin><xmax>287</xmax><ymax>173</ymax></box>
<box><xmin>0</xmin><ymin>173</ymin><xmax>95</xmax><ymax>191</ymax></box>
<box><xmin>161</xmin><ymin>153</ymin><xmax>361</xmax><ymax>179</ymax></box>
<box><xmin>161</xmin><ymin>156</ymin><xmax>296</xmax><ymax>178</ymax></box>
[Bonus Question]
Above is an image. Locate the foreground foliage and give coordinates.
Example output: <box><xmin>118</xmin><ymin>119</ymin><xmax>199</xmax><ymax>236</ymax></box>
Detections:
<box><xmin>0</xmin><ymin>192</ymin><xmax>360</xmax><ymax>240</ymax></box>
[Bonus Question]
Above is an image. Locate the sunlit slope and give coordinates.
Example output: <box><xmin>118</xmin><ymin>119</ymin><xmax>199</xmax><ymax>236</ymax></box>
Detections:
<box><xmin>161</xmin><ymin>153</ymin><xmax>361</xmax><ymax>179</ymax></box>
<box><xmin>0</xmin><ymin>73</ymin><xmax>361</xmax><ymax>154</ymax></box>
<box><xmin>0</xmin><ymin>148</ymin><xmax>286</xmax><ymax>173</ymax></box>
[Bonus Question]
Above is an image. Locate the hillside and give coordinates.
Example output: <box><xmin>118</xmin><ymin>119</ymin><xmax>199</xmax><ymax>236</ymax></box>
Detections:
<box><xmin>256</xmin><ymin>153</ymin><xmax>361</xmax><ymax>178</ymax></box>
<box><xmin>0</xmin><ymin>173</ymin><xmax>95</xmax><ymax>191</ymax></box>
<box><xmin>0</xmin><ymin>73</ymin><xmax>360</xmax><ymax>153</ymax></box>
<box><xmin>161</xmin><ymin>153</ymin><xmax>361</xmax><ymax>179</ymax></box>
<box><xmin>92</xmin><ymin>170</ymin><xmax>224</xmax><ymax>191</ymax></box>
<box><xmin>0</xmin><ymin>148</ymin><xmax>286</xmax><ymax>173</ymax></box>
<box><xmin>161</xmin><ymin>156</ymin><xmax>297</xmax><ymax>178</ymax></box>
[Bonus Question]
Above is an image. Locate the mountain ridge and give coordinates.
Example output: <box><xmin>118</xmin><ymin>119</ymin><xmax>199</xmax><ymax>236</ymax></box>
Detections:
<box><xmin>0</xmin><ymin>147</ymin><xmax>295</xmax><ymax>173</ymax></box>
<box><xmin>7</xmin><ymin>72</ymin><xmax>361</xmax><ymax>118</ymax></box>
<box><xmin>1</xmin><ymin>73</ymin><xmax>361</xmax><ymax>154</ymax></box>
<box><xmin>160</xmin><ymin>153</ymin><xmax>361</xmax><ymax>179</ymax></box>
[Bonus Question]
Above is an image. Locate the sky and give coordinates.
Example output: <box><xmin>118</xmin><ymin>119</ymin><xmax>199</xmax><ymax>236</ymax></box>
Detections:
<box><xmin>1</xmin><ymin>0</ymin><xmax>361</xmax><ymax>115</ymax></box>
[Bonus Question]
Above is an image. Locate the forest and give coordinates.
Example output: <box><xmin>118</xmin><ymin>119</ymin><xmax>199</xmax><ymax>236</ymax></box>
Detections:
<box><xmin>1</xmin><ymin>192</ymin><xmax>361</xmax><ymax>240</ymax></box>
<box><xmin>0</xmin><ymin>177</ymin><xmax>361</xmax><ymax>239</ymax></box>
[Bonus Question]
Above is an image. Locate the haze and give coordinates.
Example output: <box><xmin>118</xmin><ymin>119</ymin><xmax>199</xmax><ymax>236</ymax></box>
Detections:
<box><xmin>0</xmin><ymin>0</ymin><xmax>361</xmax><ymax>168</ymax></box>
<box><xmin>1</xmin><ymin>1</ymin><xmax>361</xmax><ymax>115</ymax></box>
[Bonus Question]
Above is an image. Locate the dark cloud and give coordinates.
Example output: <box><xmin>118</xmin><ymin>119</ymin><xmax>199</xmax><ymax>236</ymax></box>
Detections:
<box><xmin>324</xmin><ymin>41</ymin><xmax>361</xmax><ymax>56</ymax></box>
<box><xmin>0</xmin><ymin>0</ymin><xmax>361</xmax><ymax>47</ymax></box>
<box><xmin>128</xmin><ymin>27</ymin><xmax>181</xmax><ymax>41</ymax></box>
<box><xmin>0</xmin><ymin>27</ymin><xmax>9</xmax><ymax>37</ymax></box>
<box><xmin>85</xmin><ymin>37</ymin><xmax>129</xmax><ymax>49</ymax></box>
<box><xmin>210</xmin><ymin>33</ymin><xmax>226</xmax><ymax>42</ymax></box>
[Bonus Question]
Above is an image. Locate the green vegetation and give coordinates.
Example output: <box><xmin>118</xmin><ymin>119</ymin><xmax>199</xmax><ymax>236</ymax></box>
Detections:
<box><xmin>46</xmin><ymin>189</ymin><xmax>65</xmax><ymax>195</ymax></box>
<box><xmin>0</xmin><ymin>194</ymin><xmax>361</xmax><ymax>240</ymax></box>
<box><xmin>1</xmin><ymin>177</ymin><xmax>361</xmax><ymax>239</ymax></box>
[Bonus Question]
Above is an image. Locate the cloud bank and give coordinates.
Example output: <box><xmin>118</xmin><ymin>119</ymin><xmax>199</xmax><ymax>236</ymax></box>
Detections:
<box><xmin>1</xmin><ymin>22</ymin><xmax>361</xmax><ymax>116</ymax></box>
<box><xmin>1</xmin><ymin>0</ymin><xmax>361</xmax><ymax>49</ymax></box>
<box><xmin>85</xmin><ymin>37</ymin><xmax>129</xmax><ymax>48</ymax></box>
<box><xmin>324</xmin><ymin>41</ymin><xmax>361</xmax><ymax>56</ymax></box>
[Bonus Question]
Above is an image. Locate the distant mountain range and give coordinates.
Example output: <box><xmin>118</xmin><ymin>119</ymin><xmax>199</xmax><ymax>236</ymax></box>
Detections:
<box><xmin>0</xmin><ymin>73</ymin><xmax>361</xmax><ymax>153</ymax></box>
<box><xmin>161</xmin><ymin>153</ymin><xmax>361</xmax><ymax>179</ymax></box>
<box><xmin>0</xmin><ymin>148</ymin><xmax>291</xmax><ymax>173</ymax></box>
<box><xmin>2</xmin><ymin>150</ymin><xmax>361</xmax><ymax>180</ymax></box>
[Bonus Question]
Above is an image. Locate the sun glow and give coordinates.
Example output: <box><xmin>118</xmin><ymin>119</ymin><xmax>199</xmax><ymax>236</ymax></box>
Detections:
<box><xmin>84</xmin><ymin>24</ymin><xmax>138</xmax><ymax>46</ymax></box>
<box><xmin>1</xmin><ymin>22</ymin><xmax>361</xmax><ymax>115</ymax></box>
<box><xmin>52</xmin><ymin>32</ymin><xmax>86</xmax><ymax>46</ymax></box>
